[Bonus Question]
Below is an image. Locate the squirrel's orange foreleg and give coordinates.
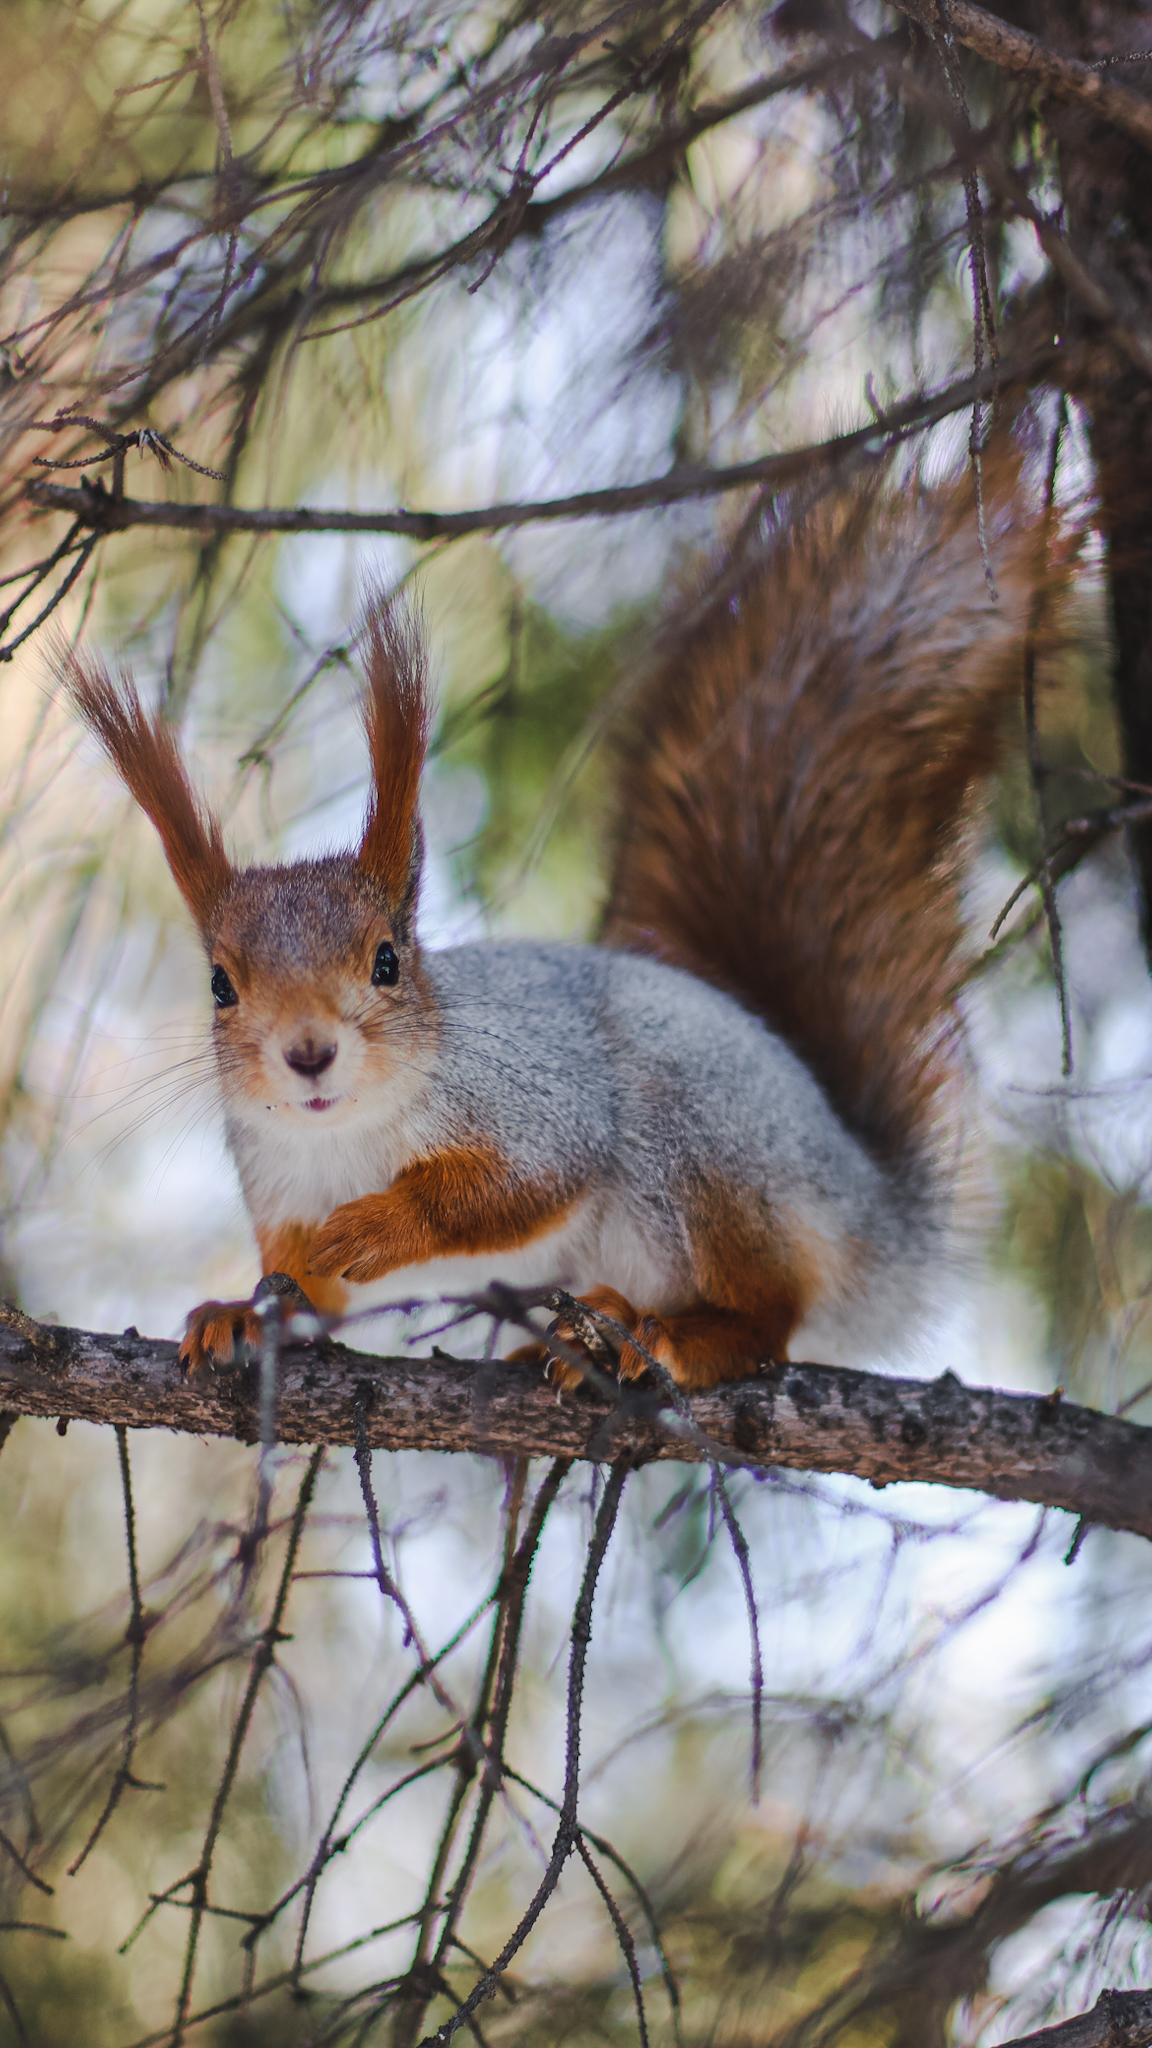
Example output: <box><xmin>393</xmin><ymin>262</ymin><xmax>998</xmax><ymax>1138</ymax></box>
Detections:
<box><xmin>180</xmin><ymin>1224</ymin><xmax>351</xmax><ymax>1375</ymax></box>
<box><xmin>182</xmin><ymin>1152</ymin><xmax>568</xmax><ymax>1372</ymax></box>
<box><xmin>307</xmin><ymin>1144</ymin><xmax>572</xmax><ymax>1285</ymax></box>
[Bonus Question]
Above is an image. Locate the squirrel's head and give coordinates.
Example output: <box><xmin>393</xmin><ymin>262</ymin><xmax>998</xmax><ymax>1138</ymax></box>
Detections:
<box><xmin>64</xmin><ymin>599</ymin><xmax>433</xmax><ymax>1130</ymax></box>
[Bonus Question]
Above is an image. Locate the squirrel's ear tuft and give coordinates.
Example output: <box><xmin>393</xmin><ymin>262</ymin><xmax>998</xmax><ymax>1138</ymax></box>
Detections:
<box><xmin>63</xmin><ymin>650</ymin><xmax>234</xmax><ymax>933</ymax></box>
<box><xmin>357</xmin><ymin>593</ymin><xmax>429</xmax><ymax>924</ymax></box>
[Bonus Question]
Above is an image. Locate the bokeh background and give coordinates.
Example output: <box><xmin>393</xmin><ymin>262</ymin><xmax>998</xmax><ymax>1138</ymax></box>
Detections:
<box><xmin>4</xmin><ymin>0</ymin><xmax>1152</xmax><ymax>2040</ymax></box>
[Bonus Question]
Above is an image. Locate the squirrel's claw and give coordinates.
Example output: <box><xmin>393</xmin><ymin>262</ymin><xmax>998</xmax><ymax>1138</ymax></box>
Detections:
<box><xmin>543</xmin><ymin>1284</ymin><xmax>648</xmax><ymax>1394</ymax></box>
<box><xmin>180</xmin><ymin>1299</ymin><xmax>264</xmax><ymax>1376</ymax></box>
<box><xmin>180</xmin><ymin>1275</ymin><xmax>322</xmax><ymax>1376</ymax></box>
<box><xmin>504</xmin><ymin>1336</ymin><xmax>586</xmax><ymax>1395</ymax></box>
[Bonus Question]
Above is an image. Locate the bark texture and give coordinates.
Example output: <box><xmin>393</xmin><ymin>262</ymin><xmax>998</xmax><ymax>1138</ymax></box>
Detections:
<box><xmin>3</xmin><ymin>1312</ymin><xmax>1152</xmax><ymax>1539</ymax></box>
<box><xmin>1004</xmin><ymin>1988</ymin><xmax>1152</xmax><ymax>2047</ymax></box>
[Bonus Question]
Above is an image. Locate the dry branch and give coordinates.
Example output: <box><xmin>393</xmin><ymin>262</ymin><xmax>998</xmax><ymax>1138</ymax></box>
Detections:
<box><xmin>22</xmin><ymin>342</ymin><xmax>1070</xmax><ymax>543</ymax></box>
<box><xmin>4</xmin><ymin>1316</ymin><xmax>1152</xmax><ymax>1540</ymax></box>
<box><xmin>1003</xmin><ymin>1988</ymin><xmax>1152</xmax><ymax>2048</ymax></box>
<box><xmin>889</xmin><ymin>0</ymin><xmax>1152</xmax><ymax>153</ymax></box>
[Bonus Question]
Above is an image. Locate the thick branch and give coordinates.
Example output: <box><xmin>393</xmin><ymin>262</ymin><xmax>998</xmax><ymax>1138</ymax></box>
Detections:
<box><xmin>889</xmin><ymin>0</ymin><xmax>1152</xmax><ymax>155</ymax></box>
<box><xmin>23</xmin><ymin>342</ymin><xmax>1069</xmax><ymax>541</ymax></box>
<box><xmin>4</xmin><ymin>1317</ymin><xmax>1152</xmax><ymax>1540</ymax></box>
<box><xmin>1003</xmin><ymin>1989</ymin><xmax>1152</xmax><ymax>2048</ymax></box>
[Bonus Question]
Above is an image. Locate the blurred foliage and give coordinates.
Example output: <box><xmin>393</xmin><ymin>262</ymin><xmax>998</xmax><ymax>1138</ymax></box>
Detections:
<box><xmin>435</xmin><ymin>596</ymin><xmax>641</xmax><ymax>933</ymax></box>
<box><xmin>998</xmin><ymin>1152</ymin><xmax>1152</xmax><ymax>1412</ymax></box>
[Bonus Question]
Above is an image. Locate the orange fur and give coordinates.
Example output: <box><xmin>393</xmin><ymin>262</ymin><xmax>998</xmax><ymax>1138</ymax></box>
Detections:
<box><xmin>602</xmin><ymin>460</ymin><xmax>1066</xmax><ymax>1168</ymax></box>
<box><xmin>630</xmin><ymin>1304</ymin><xmax>787</xmax><ymax>1390</ymax></box>
<box><xmin>546</xmin><ymin>1194</ymin><xmax>819</xmax><ymax>1392</ymax></box>
<box><xmin>180</xmin><ymin>1224</ymin><xmax>350</xmax><ymax>1372</ymax></box>
<box><xmin>357</xmin><ymin>597</ymin><xmax>430</xmax><ymax>915</ymax></box>
<box><xmin>64</xmin><ymin>653</ymin><xmax>233</xmax><ymax>932</ymax></box>
<box><xmin>257</xmin><ymin>1222</ymin><xmax>351</xmax><ymax>1317</ymax></box>
<box><xmin>308</xmin><ymin>1144</ymin><xmax>572</xmax><ymax>1284</ymax></box>
<box><xmin>180</xmin><ymin>1301</ymin><xmax>265</xmax><ymax>1374</ymax></box>
<box><xmin>688</xmin><ymin>1176</ymin><xmax>826</xmax><ymax>1328</ymax></box>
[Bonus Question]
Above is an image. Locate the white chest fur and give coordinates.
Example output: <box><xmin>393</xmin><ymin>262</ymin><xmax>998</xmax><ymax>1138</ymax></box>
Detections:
<box><xmin>228</xmin><ymin>1081</ymin><xmax>691</xmax><ymax>1353</ymax></box>
<box><xmin>228</xmin><ymin>1097</ymin><xmax>431</xmax><ymax>1229</ymax></box>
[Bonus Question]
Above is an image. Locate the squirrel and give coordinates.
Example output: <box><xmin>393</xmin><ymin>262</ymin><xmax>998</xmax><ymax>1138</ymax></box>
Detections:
<box><xmin>64</xmin><ymin>456</ymin><xmax>1056</xmax><ymax>1391</ymax></box>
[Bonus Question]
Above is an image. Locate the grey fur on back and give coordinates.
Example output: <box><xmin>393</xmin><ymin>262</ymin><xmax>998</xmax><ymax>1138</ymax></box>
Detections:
<box><xmin>422</xmin><ymin>940</ymin><xmax>939</xmax><ymax>1359</ymax></box>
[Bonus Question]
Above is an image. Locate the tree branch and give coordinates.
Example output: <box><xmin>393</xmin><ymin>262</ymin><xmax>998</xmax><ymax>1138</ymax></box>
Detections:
<box><xmin>4</xmin><ymin>1316</ymin><xmax>1152</xmax><ymax>1541</ymax></box>
<box><xmin>1003</xmin><ymin>1988</ymin><xmax>1152</xmax><ymax>2048</ymax></box>
<box><xmin>889</xmin><ymin>0</ymin><xmax>1152</xmax><ymax>155</ymax></box>
<box><xmin>22</xmin><ymin>341</ymin><xmax>1070</xmax><ymax>542</ymax></box>
<box><xmin>284</xmin><ymin>37</ymin><xmax>908</xmax><ymax>338</ymax></box>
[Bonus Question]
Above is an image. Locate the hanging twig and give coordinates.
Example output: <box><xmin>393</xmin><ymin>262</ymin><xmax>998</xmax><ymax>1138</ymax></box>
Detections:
<box><xmin>713</xmin><ymin>1471</ymin><xmax>764</xmax><ymax>1802</ymax></box>
<box><xmin>417</xmin><ymin>1462</ymin><xmax>631</xmax><ymax>2047</ymax></box>
<box><xmin>388</xmin><ymin>1458</ymin><xmax>569</xmax><ymax>2048</ymax></box>
<box><xmin>1021</xmin><ymin>397</ymin><xmax>1073</xmax><ymax>1075</ymax></box>
<box><xmin>165</xmin><ymin>1446</ymin><xmax>325</xmax><ymax>2047</ymax></box>
<box><xmin>67</xmin><ymin>1426</ymin><xmax>162</xmax><ymax>1874</ymax></box>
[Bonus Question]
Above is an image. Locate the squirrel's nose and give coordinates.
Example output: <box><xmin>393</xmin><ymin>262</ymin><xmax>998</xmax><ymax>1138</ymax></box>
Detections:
<box><xmin>284</xmin><ymin>1038</ymin><xmax>337</xmax><ymax>1080</ymax></box>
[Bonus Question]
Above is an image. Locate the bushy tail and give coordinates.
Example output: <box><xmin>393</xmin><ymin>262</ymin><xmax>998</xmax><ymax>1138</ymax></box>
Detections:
<box><xmin>602</xmin><ymin>457</ymin><xmax>1067</xmax><ymax>1170</ymax></box>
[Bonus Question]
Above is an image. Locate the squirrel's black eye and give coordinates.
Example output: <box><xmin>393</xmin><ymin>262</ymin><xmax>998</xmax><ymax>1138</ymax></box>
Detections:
<box><xmin>371</xmin><ymin>941</ymin><xmax>399</xmax><ymax>988</ymax></box>
<box><xmin>211</xmin><ymin>965</ymin><xmax>238</xmax><ymax>1009</ymax></box>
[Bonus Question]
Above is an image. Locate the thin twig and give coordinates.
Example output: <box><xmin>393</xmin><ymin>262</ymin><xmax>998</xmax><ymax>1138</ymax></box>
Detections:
<box><xmin>927</xmin><ymin>0</ymin><xmax>999</xmax><ymax>592</ymax></box>
<box><xmin>352</xmin><ymin>1396</ymin><xmax>462</xmax><ymax>1721</ymax></box>
<box><xmin>0</xmin><ymin>534</ymin><xmax>102</xmax><ymax>664</ymax></box>
<box><xmin>0</xmin><ymin>1832</ymin><xmax>52</xmax><ymax>1899</ymax></box>
<box><xmin>416</xmin><ymin>1462</ymin><xmax>631</xmax><ymax>2047</ymax></box>
<box><xmin>420</xmin><ymin>1462</ymin><xmax>570</xmax><ymax>1995</ymax></box>
<box><xmin>575</xmin><ymin>1834</ymin><xmax>650</xmax><ymax>2048</ymax></box>
<box><xmin>24</xmin><ymin>340</ymin><xmax>1067</xmax><ymax>542</ymax></box>
<box><xmin>168</xmin><ymin>1446</ymin><xmax>324</xmax><ymax>2046</ymax></box>
<box><xmin>283</xmin><ymin>1614</ymin><xmax>491</xmax><ymax>1986</ymax></box>
<box><xmin>988</xmin><ymin>798</ymin><xmax>1152</xmax><ymax>945</ymax></box>
<box><xmin>1021</xmin><ymin>397</ymin><xmax>1072</xmax><ymax>1075</ymax></box>
<box><xmin>68</xmin><ymin>1426</ymin><xmax>160</xmax><ymax>1874</ymax></box>
<box><xmin>713</xmin><ymin>1472</ymin><xmax>764</xmax><ymax>1802</ymax></box>
<box><xmin>502</xmin><ymin>1766</ymin><xmax>682</xmax><ymax>2034</ymax></box>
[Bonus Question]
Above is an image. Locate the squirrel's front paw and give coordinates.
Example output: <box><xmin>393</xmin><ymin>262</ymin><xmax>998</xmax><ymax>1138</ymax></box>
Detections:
<box><xmin>180</xmin><ymin>1300</ymin><xmax>264</xmax><ymax>1375</ymax></box>
<box><xmin>544</xmin><ymin>1285</ymin><xmax>649</xmax><ymax>1393</ymax></box>
<box><xmin>180</xmin><ymin>1274</ymin><xmax>321</xmax><ymax>1375</ymax></box>
<box><xmin>308</xmin><ymin>1197</ymin><xmax>391</xmax><ymax>1284</ymax></box>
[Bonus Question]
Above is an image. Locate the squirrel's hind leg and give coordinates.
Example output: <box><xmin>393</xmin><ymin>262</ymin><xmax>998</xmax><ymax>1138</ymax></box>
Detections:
<box><xmin>543</xmin><ymin>1286</ymin><xmax>796</xmax><ymax>1393</ymax></box>
<box><xmin>632</xmin><ymin>1302</ymin><xmax>793</xmax><ymax>1389</ymax></box>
